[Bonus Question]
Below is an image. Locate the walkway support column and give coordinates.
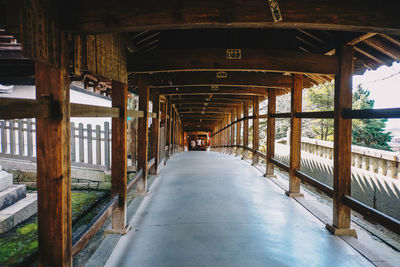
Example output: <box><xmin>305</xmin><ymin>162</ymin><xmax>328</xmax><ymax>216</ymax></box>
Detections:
<box><xmin>150</xmin><ymin>90</ymin><xmax>160</xmax><ymax>174</ymax></box>
<box><xmin>36</xmin><ymin>61</ymin><xmax>72</xmax><ymax>266</ymax></box>
<box><xmin>327</xmin><ymin>45</ymin><xmax>357</xmax><ymax>237</ymax></box>
<box><xmin>252</xmin><ymin>96</ymin><xmax>260</xmax><ymax>166</ymax></box>
<box><xmin>286</xmin><ymin>74</ymin><xmax>304</xmax><ymax>197</ymax></box>
<box><xmin>230</xmin><ymin>109</ymin><xmax>235</xmax><ymax>154</ymax></box>
<box><xmin>242</xmin><ymin>101</ymin><xmax>249</xmax><ymax>160</ymax></box>
<box><xmin>164</xmin><ymin>99</ymin><xmax>169</xmax><ymax>164</ymax></box>
<box><xmin>219</xmin><ymin>121</ymin><xmax>223</xmax><ymax>152</ymax></box>
<box><xmin>137</xmin><ymin>75</ymin><xmax>149</xmax><ymax>193</ymax></box>
<box><xmin>111</xmin><ymin>80</ymin><xmax>128</xmax><ymax>231</ymax></box>
<box><xmin>168</xmin><ymin>101</ymin><xmax>173</xmax><ymax>158</ymax></box>
<box><xmin>265</xmin><ymin>89</ymin><xmax>277</xmax><ymax>178</ymax></box>
<box><xmin>236</xmin><ymin>105</ymin><xmax>241</xmax><ymax>157</ymax></box>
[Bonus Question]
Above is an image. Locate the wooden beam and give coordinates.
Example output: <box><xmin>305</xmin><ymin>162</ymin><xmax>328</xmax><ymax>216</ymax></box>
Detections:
<box><xmin>171</xmin><ymin>95</ymin><xmax>258</xmax><ymax>100</ymax></box>
<box><xmin>286</xmin><ymin>74</ymin><xmax>303</xmax><ymax>197</ymax></box>
<box><xmin>242</xmin><ymin>101</ymin><xmax>249</xmax><ymax>160</ymax></box>
<box><xmin>0</xmin><ymin>97</ymin><xmax>55</xmax><ymax>119</ymax></box>
<box><xmin>128</xmin><ymin>49</ymin><xmax>339</xmax><ymax>75</ymax></box>
<box><xmin>159</xmin><ymin>86</ymin><xmax>271</xmax><ymax>96</ymax></box>
<box><xmin>138</xmin><ymin>72</ymin><xmax>294</xmax><ymax>89</ymax></box>
<box><xmin>265</xmin><ymin>89</ymin><xmax>276</xmax><ymax>177</ymax></box>
<box><xmin>63</xmin><ymin>0</ymin><xmax>400</xmax><ymax>35</ymax></box>
<box><xmin>36</xmin><ymin>62</ymin><xmax>72</xmax><ymax>266</ymax></box>
<box><xmin>111</xmin><ymin>80</ymin><xmax>127</xmax><ymax>231</ymax></box>
<box><xmin>252</xmin><ymin>96</ymin><xmax>259</xmax><ymax>165</ymax></box>
<box><xmin>150</xmin><ymin>90</ymin><xmax>160</xmax><ymax>174</ymax></box>
<box><xmin>137</xmin><ymin>75</ymin><xmax>149</xmax><ymax>193</ymax></box>
<box><xmin>363</xmin><ymin>36</ymin><xmax>400</xmax><ymax>61</ymax></box>
<box><xmin>71</xmin><ymin>104</ymin><xmax>120</xmax><ymax>117</ymax></box>
<box><xmin>327</xmin><ymin>45</ymin><xmax>357</xmax><ymax>237</ymax></box>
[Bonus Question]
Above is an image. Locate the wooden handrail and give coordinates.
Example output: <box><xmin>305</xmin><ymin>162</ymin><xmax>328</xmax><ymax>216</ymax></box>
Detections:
<box><xmin>268</xmin><ymin>112</ymin><xmax>291</xmax><ymax>118</ymax></box>
<box><xmin>269</xmin><ymin>158</ymin><xmax>290</xmax><ymax>171</ymax></box>
<box><xmin>295</xmin><ymin>170</ymin><xmax>334</xmax><ymax>197</ymax></box>
<box><xmin>71</xmin><ymin>103</ymin><xmax>119</xmax><ymax>117</ymax></box>
<box><xmin>343</xmin><ymin>195</ymin><xmax>400</xmax><ymax>235</ymax></box>
<box><xmin>0</xmin><ymin>97</ymin><xmax>55</xmax><ymax>119</ymax></box>
<box><xmin>127</xmin><ymin>110</ymin><xmax>144</xmax><ymax>118</ymax></box>
<box><xmin>0</xmin><ymin>97</ymin><xmax>151</xmax><ymax>119</ymax></box>
<box><xmin>72</xmin><ymin>194</ymin><xmax>119</xmax><ymax>256</ymax></box>
<box><xmin>213</xmin><ymin>145</ymin><xmax>400</xmax><ymax>234</ymax></box>
<box><xmin>294</xmin><ymin>111</ymin><xmax>334</xmax><ymax>119</ymax></box>
<box><xmin>147</xmin><ymin>157</ymin><xmax>156</xmax><ymax>169</ymax></box>
<box><xmin>127</xmin><ymin>169</ymin><xmax>143</xmax><ymax>192</ymax></box>
<box><xmin>343</xmin><ymin>108</ymin><xmax>400</xmax><ymax>119</ymax></box>
<box><xmin>149</xmin><ymin>112</ymin><xmax>158</xmax><ymax>119</ymax></box>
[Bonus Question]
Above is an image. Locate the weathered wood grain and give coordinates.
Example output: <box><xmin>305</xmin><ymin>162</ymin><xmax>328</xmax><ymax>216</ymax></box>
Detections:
<box><xmin>331</xmin><ymin>45</ymin><xmax>354</xmax><ymax>232</ymax></box>
<box><xmin>35</xmin><ymin>61</ymin><xmax>72</xmax><ymax>266</ymax></box>
<box><xmin>137</xmin><ymin>75</ymin><xmax>149</xmax><ymax>193</ymax></box>
<box><xmin>287</xmin><ymin>74</ymin><xmax>303</xmax><ymax>196</ymax></box>
<box><xmin>150</xmin><ymin>90</ymin><xmax>160</xmax><ymax>174</ymax></box>
<box><xmin>266</xmin><ymin>89</ymin><xmax>276</xmax><ymax>177</ymax></box>
<box><xmin>128</xmin><ymin>49</ymin><xmax>339</xmax><ymax>75</ymax></box>
<box><xmin>62</xmin><ymin>0</ymin><xmax>400</xmax><ymax>35</ymax></box>
<box><xmin>252</xmin><ymin>96</ymin><xmax>259</xmax><ymax>165</ymax></box>
<box><xmin>111</xmin><ymin>80</ymin><xmax>128</xmax><ymax>230</ymax></box>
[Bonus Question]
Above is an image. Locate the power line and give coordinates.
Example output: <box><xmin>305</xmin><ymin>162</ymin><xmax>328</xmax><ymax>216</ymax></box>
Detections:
<box><xmin>358</xmin><ymin>71</ymin><xmax>400</xmax><ymax>86</ymax></box>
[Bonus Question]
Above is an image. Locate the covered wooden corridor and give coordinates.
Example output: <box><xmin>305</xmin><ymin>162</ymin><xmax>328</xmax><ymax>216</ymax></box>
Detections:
<box><xmin>105</xmin><ymin>151</ymin><xmax>371</xmax><ymax>267</ymax></box>
<box><xmin>1</xmin><ymin>0</ymin><xmax>400</xmax><ymax>266</ymax></box>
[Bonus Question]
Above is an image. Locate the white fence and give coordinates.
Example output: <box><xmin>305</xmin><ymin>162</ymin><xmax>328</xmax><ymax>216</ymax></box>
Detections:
<box><xmin>0</xmin><ymin>119</ymin><xmax>112</xmax><ymax>170</ymax></box>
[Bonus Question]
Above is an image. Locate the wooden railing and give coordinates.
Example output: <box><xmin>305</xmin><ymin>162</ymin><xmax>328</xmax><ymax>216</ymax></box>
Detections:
<box><xmin>211</xmin><ymin>103</ymin><xmax>400</xmax><ymax>236</ymax></box>
<box><xmin>0</xmin><ymin>95</ymin><xmax>184</xmax><ymax>262</ymax></box>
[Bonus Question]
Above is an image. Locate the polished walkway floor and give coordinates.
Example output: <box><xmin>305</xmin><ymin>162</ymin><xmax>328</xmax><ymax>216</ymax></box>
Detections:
<box><xmin>105</xmin><ymin>152</ymin><xmax>371</xmax><ymax>267</ymax></box>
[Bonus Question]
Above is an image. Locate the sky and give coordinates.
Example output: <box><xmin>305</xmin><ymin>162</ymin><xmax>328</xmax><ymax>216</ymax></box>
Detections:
<box><xmin>353</xmin><ymin>62</ymin><xmax>400</xmax><ymax>130</ymax></box>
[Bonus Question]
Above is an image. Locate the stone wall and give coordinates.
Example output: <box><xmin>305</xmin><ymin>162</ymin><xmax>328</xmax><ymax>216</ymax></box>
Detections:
<box><xmin>274</xmin><ymin>142</ymin><xmax>400</xmax><ymax>221</ymax></box>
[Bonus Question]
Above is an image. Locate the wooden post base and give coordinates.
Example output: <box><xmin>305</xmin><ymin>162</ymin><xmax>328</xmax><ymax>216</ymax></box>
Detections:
<box><xmin>264</xmin><ymin>174</ymin><xmax>277</xmax><ymax>178</ymax></box>
<box><xmin>285</xmin><ymin>191</ymin><xmax>304</xmax><ymax>198</ymax></box>
<box><xmin>326</xmin><ymin>224</ymin><xmax>357</xmax><ymax>238</ymax></box>
<box><xmin>105</xmin><ymin>225</ymin><xmax>131</xmax><ymax>235</ymax></box>
<box><xmin>136</xmin><ymin>177</ymin><xmax>147</xmax><ymax>194</ymax></box>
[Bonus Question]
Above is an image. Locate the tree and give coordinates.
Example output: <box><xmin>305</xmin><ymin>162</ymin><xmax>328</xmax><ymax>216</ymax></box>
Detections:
<box><xmin>352</xmin><ymin>85</ymin><xmax>392</xmax><ymax>150</ymax></box>
<box><xmin>304</xmin><ymin>82</ymin><xmax>392</xmax><ymax>150</ymax></box>
<box><xmin>304</xmin><ymin>83</ymin><xmax>334</xmax><ymax>140</ymax></box>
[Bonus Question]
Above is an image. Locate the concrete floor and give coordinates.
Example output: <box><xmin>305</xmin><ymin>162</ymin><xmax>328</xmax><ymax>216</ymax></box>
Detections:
<box><xmin>105</xmin><ymin>152</ymin><xmax>372</xmax><ymax>267</ymax></box>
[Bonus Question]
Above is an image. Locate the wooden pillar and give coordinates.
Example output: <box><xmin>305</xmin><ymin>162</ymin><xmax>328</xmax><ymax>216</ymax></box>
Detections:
<box><xmin>242</xmin><ymin>101</ymin><xmax>249</xmax><ymax>159</ymax></box>
<box><xmin>327</xmin><ymin>45</ymin><xmax>357</xmax><ymax>237</ymax></box>
<box><xmin>111</xmin><ymin>80</ymin><xmax>128</xmax><ymax>231</ymax></box>
<box><xmin>265</xmin><ymin>89</ymin><xmax>277</xmax><ymax>178</ymax></box>
<box><xmin>226</xmin><ymin>115</ymin><xmax>230</xmax><ymax>153</ymax></box>
<box><xmin>137</xmin><ymin>76</ymin><xmax>149</xmax><ymax>193</ymax></box>
<box><xmin>236</xmin><ymin>105</ymin><xmax>241</xmax><ymax>157</ymax></box>
<box><xmin>167</xmin><ymin>101</ymin><xmax>173</xmax><ymax>158</ymax></box>
<box><xmin>172</xmin><ymin>110</ymin><xmax>176</xmax><ymax>155</ymax></box>
<box><xmin>230</xmin><ymin>109</ymin><xmax>235</xmax><ymax>154</ymax></box>
<box><xmin>252</xmin><ymin>96</ymin><xmax>260</xmax><ymax>165</ymax></box>
<box><xmin>150</xmin><ymin>90</ymin><xmax>160</xmax><ymax>174</ymax></box>
<box><xmin>36</xmin><ymin>62</ymin><xmax>72</xmax><ymax>266</ymax></box>
<box><xmin>218</xmin><ymin>121</ymin><xmax>222</xmax><ymax>152</ymax></box>
<box><xmin>286</xmin><ymin>75</ymin><xmax>304</xmax><ymax>197</ymax></box>
<box><xmin>164</xmin><ymin>99</ymin><xmax>168</xmax><ymax>164</ymax></box>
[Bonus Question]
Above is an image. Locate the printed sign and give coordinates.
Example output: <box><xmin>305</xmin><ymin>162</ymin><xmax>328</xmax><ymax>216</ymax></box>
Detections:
<box><xmin>226</xmin><ymin>49</ymin><xmax>241</xmax><ymax>59</ymax></box>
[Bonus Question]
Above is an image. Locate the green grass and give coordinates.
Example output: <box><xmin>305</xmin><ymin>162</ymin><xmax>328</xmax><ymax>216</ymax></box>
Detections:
<box><xmin>0</xmin><ymin>191</ymin><xmax>108</xmax><ymax>266</ymax></box>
